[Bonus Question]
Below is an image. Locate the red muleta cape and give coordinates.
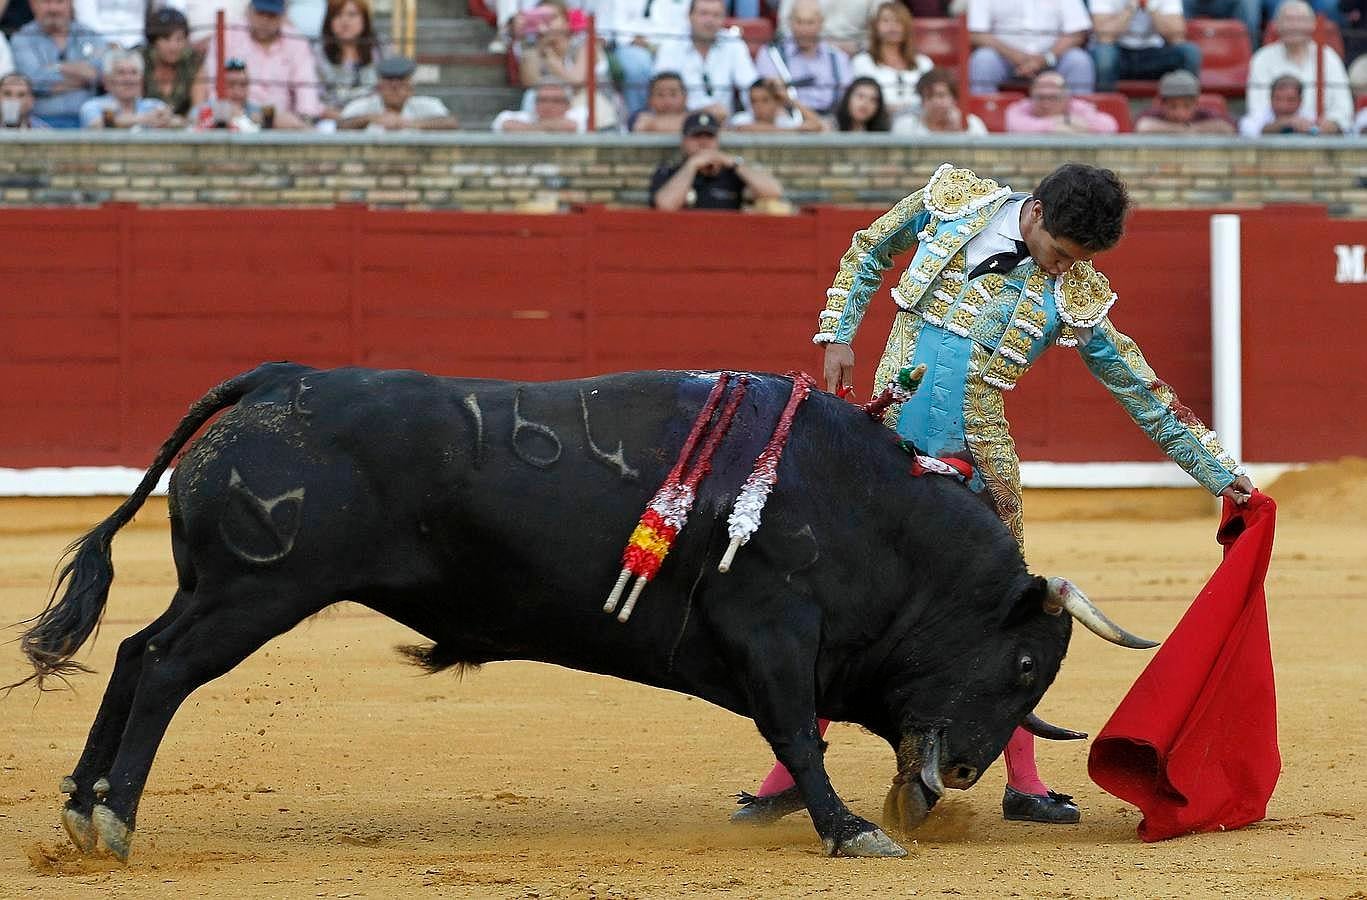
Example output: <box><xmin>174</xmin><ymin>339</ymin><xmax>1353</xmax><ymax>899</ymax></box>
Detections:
<box><xmin>1087</xmin><ymin>491</ymin><xmax>1281</xmax><ymax>841</ymax></box>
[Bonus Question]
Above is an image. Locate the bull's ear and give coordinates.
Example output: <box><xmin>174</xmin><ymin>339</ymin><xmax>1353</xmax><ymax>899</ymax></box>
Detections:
<box><xmin>1003</xmin><ymin>575</ymin><xmax>1051</xmax><ymax>628</ymax></box>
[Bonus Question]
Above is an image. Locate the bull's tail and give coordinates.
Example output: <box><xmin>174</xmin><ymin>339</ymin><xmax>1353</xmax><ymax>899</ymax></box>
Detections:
<box><xmin>11</xmin><ymin>362</ymin><xmax>307</xmax><ymax>690</ymax></box>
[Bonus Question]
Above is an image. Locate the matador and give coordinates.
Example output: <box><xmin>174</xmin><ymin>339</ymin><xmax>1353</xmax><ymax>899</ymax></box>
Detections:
<box><xmin>732</xmin><ymin>162</ymin><xmax>1256</xmax><ymax>826</ymax></box>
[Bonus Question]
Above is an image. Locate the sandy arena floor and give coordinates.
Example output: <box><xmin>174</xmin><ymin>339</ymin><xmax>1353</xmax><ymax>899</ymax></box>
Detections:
<box><xmin>2</xmin><ymin>464</ymin><xmax>1365</xmax><ymax>899</ymax></box>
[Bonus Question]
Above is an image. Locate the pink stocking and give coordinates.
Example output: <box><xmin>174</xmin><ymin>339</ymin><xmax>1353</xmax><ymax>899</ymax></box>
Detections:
<box><xmin>755</xmin><ymin>719</ymin><xmax>831</xmax><ymax>796</ymax></box>
<box><xmin>1003</xmin><ymin>726</ymin><xmax>1049</xmax><ymax>795</ymax></box>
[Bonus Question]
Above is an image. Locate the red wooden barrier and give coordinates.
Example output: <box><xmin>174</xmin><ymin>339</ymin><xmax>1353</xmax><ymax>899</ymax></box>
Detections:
<box><xmin>1</xmin><ymin>204</ymin><xmax>1363</xmax><ymax>470</ymax></box>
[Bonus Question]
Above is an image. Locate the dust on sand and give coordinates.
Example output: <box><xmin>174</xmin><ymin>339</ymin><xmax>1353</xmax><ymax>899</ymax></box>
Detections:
<box><xmin>0</xmin><ymin>483</ymin><xmax>1363</xmax><ymax>899</ymax></box>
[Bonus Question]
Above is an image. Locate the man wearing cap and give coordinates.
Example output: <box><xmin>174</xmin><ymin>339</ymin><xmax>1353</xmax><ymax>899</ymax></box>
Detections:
<box><xmin>197</xmin><ymin>0</ymin><xmax>320</xmax><ymax>121</ymax></box>
<box><xmin>339</xmin><ymin>55</ymin><xmax>459</xmax><ymax>131</ymax></box>
<box><xmin>648</xmin><ymin>110</ymin><xmax>782</xmax><ymax>211</ymax></box>
<box><xmin>1136</xmin><ymin>68</ymin><xmax>1235</xmax><ymax>133</ymax></box>
<box><xmin>1088</xmin><ymin>0</ymin><xmax>1201</xmax><ymax>93</ymax></box>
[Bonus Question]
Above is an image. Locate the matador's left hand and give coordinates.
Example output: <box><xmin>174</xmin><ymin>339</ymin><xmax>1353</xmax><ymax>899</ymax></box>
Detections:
<box><xmin>1218</xmin><ymin>474</ymin><xmax>1256</xmax><ymax>506</ymax></box>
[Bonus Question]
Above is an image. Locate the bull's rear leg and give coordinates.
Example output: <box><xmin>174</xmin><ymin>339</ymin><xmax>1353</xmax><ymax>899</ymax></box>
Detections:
<box><xmin>87</xmin><ymin>584</ymin><xmax>324</xmax><ymax>861</ymax></box>
<box><xmin>715</xmin><ymin>600</ymin><xmax>906</xmax><ymax>858</ymax></box>
<box><xmin>61</xmin><ymin>591</ymin><xmax>193</xmax><ymax>854</ymax></box>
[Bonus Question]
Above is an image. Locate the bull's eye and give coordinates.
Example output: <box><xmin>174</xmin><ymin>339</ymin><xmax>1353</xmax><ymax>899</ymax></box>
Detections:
<box><xmin>1018</xmin><ymin>655</ymin><xmax>1036</xmax><ymax>685</ymax></box>
<box><xmin>1020</xmin><ymin>655</ymin><xmax>1035</xmax><ymax>674</ymax></box>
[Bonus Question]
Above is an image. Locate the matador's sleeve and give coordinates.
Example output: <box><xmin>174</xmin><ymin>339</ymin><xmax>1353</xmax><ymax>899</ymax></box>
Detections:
<box><xmin>813</xmin><ymin>189</ymin><xmax>931</xmax><ymax>345</ymax></box>
<box><xmin>1077</xmin><ymin>319</ymin><xmax>1246</xmax><ymax>494</ymax></box>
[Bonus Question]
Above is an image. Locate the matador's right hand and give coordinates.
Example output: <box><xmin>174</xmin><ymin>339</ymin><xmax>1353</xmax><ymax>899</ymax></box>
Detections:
<box><xmin>822</xmin><ymin>342</ymin><xmax>855</xmax><ymax>394</ymax></box>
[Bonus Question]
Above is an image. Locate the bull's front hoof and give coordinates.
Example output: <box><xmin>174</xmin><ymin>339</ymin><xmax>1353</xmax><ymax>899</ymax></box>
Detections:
<box><xmin>61</xmin><ymin>805</ymin><xmax>98</xmax><ymax>855</ymax></box>
<box><xmin>823</xmin><ymin>827</ymin><xmax>907</xmax><ymax>858</ymax></box>
<box><xmin>91</xmin><ymin>804</ymin><xmax>132</xmax><ymax>862</ymax></box>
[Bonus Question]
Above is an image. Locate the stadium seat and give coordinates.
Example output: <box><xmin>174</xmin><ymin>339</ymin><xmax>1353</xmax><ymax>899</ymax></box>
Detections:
<box><xmin>1186</xmin><ymin>17</ymin><xmax>1253</xmax><ymax>97</ymax></box>
<box><xmin>1077</xmin><ymin>92</ymin><xmax>1133</xmax><ymax>132</ymax></box>
<box><xmin>1263</xmin><ymin>15</ymin><xmax>1345</xmax><ymax>59</ymax></box>
<box><xmin>724</xmin><ymin>17</ymin><xmax>775</xmax><ymax>60</ymax></box>
<box><xmin>966</xmin><ymin>91</ymin><xmax>1024</xmax><ymax>132</ymax></box>
<box><xmin>911</xmin><ymin>17</ymin><xmax>969</xmax><ymax>71</ymax></box>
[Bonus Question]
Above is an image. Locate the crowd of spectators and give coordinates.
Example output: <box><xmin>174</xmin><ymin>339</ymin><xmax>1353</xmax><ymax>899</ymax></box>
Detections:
<box><xmin>0</xmin><ymin>0</ymin><xmax>1363</xmax><ymax>137</ymax></box>
<box><xmin>0</xmin><ymin>0</ymin><xmax>459</xmax><ymax>129</ymax></box>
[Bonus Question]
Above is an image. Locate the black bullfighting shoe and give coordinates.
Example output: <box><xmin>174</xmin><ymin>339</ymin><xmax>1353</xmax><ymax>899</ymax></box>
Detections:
<box><xmin>1001</xmin><ymin>786</ymin><xmax>1081</xmax><ymax>824</ymax></box>
<box><xmin>729</xmin><ymin>787</ymin><xmax>806</xmax><ymax>825</ymax></box>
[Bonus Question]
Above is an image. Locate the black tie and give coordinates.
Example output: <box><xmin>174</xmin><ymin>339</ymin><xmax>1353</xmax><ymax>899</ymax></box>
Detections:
<box><xmin>968</xmin><ymin>240</ymin><xmax>1030</xmax><ymax>281</ymax></box>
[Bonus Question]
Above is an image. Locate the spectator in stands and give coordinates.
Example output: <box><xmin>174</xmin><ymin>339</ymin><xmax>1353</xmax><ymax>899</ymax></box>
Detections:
<box><xmin>755</xmin><ymin>0</ymin><xmax>851</xmax><ymax>117</ymax></box>
<box><xmin>492</xmin><ymin>79</ymin><xmax>586</xmax><ymax>131</ymax></box>
<box><xmin>1246</xmin><ymin>0</ymin><xmax>1353</xmax><ymax>133</ymax></box>
<box><xmin>649</xmin><ymin>109</ymin><xmax>783</xmax><ymax>210</ymax></box>
<box><xmin>1090</xmin><ymin>0</ymin><xmax>1202</xmax><ymax>92</ymax></box>
<box><xmin>850</xmin><ymin>2</ymin><xmax>933</xmax><ymax>120</ymax></box>
<box><xmin>652</xmin><ymin>0</ymin><xmax>757</xmax><ymax>118</ymax></box>
<box><xmin>518</xmin><ymin>1</ymin><xmax>617</xmax><ymax>130</ymax></box>
<box><xmin>187</xmin><ymin>55</ymin><xmax>293</xmax><ymax>129</ymax></box>
<box><xmin>80</xmin><ymin>45</ymin><xmax>174</xmax><ymax>125</ymax></box>
<box><xmin>1182</xmin><ymin>0</ymin><xmax>1261</xmax><ymax>51</ymax></box>
<box><xmin>727</xmin><ymin>75</ymin><xmax>827</xmax><ymax>129</ymax></box>
<box><xmin>832</xmin><ymin>75</ymin><xmax>890</xmax><ymax>130</ymax></box>
<box><xmin>1135</xmin><ymin>66</ymin><xmax>1237</xmax><ymax>130</ymax></box>
<box><xmin>774</xmin><ymin>0</ymin><xmax>881</xmax><ymax>56</ymax></box>
<box><xmin>0</xmin><ymin>71</ymin><xmax>48</xmax><ymax>126</ymax></box>
<box><xmin>197</xmin><ymin>0</ymin><xmax>320</xmax><ymax>122</ymax></box>
<box><xmin>893</xmin><ymin>64</ymin><xmax>989</xmax><ymax>134</ymax></box>
<box><xmin>1342</xmin><ymin>0</ymin><xmax>1365</xmax><ymax>71</ymax></box>
<box><xmin>967</xmin><ymin>0</ymin><xmax>1095</xmax><ymax>94</ymax></box>
<box><xmin>74</xmin><ymin>0</ymin><xmax>147</xmax><ymax>49</ymax></box>
<box><xmin>631</xmin><ymin>70</ymin><xmax>690</xmax><ymax>132</ymax></box>
<box><xmin>140</xmin><ymin>8</ymin><xmax>199</xmax><ymax>116</ymax></box>
<box><xmin>602</xmin><ymin>0</ymin><xmax>688</xmax><ymax>118</ymax></box>
<box><xmin>1004</xmin><ymin>68</ymin><xmax>1118</xmax><ymax>131</ymax></box>
<box><xmin>339</xmin><ymin>54</ymin><xmax>460</xmax><ymax>130</ymax></box>
<box><xmin>0</xmin><ymin>29</ymin><xmax>12</xmax><ymax>77</ymax></box>
<box><xmin>1</xmin><ymin>0</ymin><xmax>34</xmax><ymax>39</ymax></box>
<box><xmin>11</xmin><ymin>0</ymin><xmax>105</xmax><ymax>127</ymax></box>
<box><xmin>314</xmin><ymin>0</ymin><xmax>384</xmax><ymax>119</ymax></box>
<box><xmin>1239</xmin><ymin>71</ymin><xmax>1344</xmax><ymax>131</ymax></box>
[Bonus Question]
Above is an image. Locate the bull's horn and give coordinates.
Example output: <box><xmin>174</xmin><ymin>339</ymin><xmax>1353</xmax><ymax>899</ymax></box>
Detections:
<box><xmin>919</xmin><ymin>730</ymin><xmax>944</xmax><ymax>797</ymax></box>
<box><xmin>1045</xmin><ymin>577</ymin><xmax>1160</xmax><ymax>650</ymax></box>
<box><xmin>1022</xmin><ymin>712</ymin><xmax>1087</xmax><ymax>741</ymax></box>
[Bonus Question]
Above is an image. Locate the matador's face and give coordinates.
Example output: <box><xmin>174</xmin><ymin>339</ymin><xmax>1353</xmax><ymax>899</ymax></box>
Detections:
<box><xmin>1020</xmin><ymin>200</ymin><xmax>1094</xmax><ymax>278</ymax></box>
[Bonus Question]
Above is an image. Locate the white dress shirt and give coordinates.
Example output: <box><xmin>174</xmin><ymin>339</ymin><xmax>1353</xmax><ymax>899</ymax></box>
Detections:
<box><xmin>652</xmin><ymin>33</ymin><xmax>758</xmax><ymax>113</ymax></box>
<box><xmin>966</xmin><ymin>0</ymin><xmax>1092</xmax><ymax>56</ymax></box>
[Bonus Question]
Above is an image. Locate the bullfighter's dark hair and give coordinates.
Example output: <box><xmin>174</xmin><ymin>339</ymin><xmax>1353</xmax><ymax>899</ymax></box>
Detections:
<box><xmin>1033</xmin><ymin>163</ymin><xmax>1130</xmax><ymax>253</ymax></box>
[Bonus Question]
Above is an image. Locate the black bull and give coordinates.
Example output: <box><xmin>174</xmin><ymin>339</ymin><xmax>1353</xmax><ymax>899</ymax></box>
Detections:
<box><xmin>16</xmin><ymin>363</ymin><xmax>1151</xmax><ymax>861</ymax></box>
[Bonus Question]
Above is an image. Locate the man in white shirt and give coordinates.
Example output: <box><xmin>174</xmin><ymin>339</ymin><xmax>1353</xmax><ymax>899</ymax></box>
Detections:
<box><xmin>338</xmin><ymin>56</ymin><xmax>460</xmax><ymax>131</ymax></box>
<box><xmin>602</xmin><ymin>0</ymin><xmax>689</xmax><ymax>118</ymax></box>
<box><xmin>651</xmin><ymin>0</ymin><xmax>757</xmax><ymax>118</ymax></box>
<box><xmin>967</xmin><ymin>0</ymin><xmax>1095</xmax><ymax>94</ymax></box>
<box><xmin>492</xmin><ymin>80</ymin><xmax>588</xmax><ymax>131</ymax></box>
<box><xmin>1089</xmin><ymin>0</ymin><xmax>1201</xmax><ymax>92</ymax></box>
<box><xmin>1244</xmin><ymin>0</ymin><xmax>1353</xmax><ymax>135</ymax></box>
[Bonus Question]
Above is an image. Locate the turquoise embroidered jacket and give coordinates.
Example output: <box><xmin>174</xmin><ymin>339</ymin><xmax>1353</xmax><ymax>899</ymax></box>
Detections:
<box><xmin>814</xmin><ymin>164</ymin><xmax>1245</xmax><ymax>497</ymax></box>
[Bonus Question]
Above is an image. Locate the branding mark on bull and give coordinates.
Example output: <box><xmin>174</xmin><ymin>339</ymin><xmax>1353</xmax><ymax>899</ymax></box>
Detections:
<box><xmin>291</xmin><ymin>379</ymin><xmax>315</xmax><ymax>417</ymax></box>
<box><xmin>219</xmin><ymin>468</ymin><xmax>305</xmax><ymax>564</ymax></box>
<box><xmin>580</xmin><ymin>390</ymin><xmax>639</xmax><ymax>480</ymax></box>
<box><xmin>462</xmin><ymin>393</ymin><xmax>486</xmax><ymax>468</ymax></box>
<box><xmin>512</xmin><ymin>388</ymin><xmax>563</xmax><ymax>469</ymax></box>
